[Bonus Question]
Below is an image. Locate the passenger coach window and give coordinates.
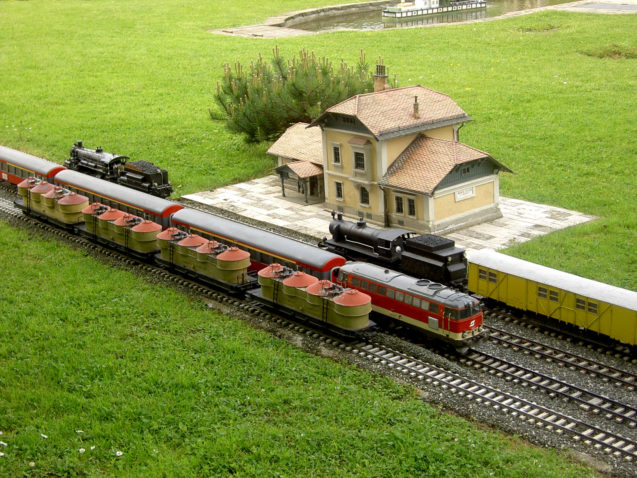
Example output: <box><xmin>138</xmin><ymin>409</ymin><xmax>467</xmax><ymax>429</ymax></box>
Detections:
<box><xmin>488</xmin><ymin>272</ymin><xmax>497</xmax><ymax>283</ymax></box>
<box><xmin>369</xmin><ymin>284</ymin><xmax>377</xmax><ymax>294</ymax></box>
<box><xmin>378</xmin><ymin>286</ymin><xmax>386</xmax><ymax>296</ymax></box>
<box><xmin>413</xmin><ymin>297</ymin><xmax>420</xmax><ymax>308</ymax></box>
<box><xmin>430</xmin><ymin>303</ymin><xmax>439</xmax><ymax>314</ymax></box>
<box><xmin>421</xmin><ymin>301</ymin><xmax>429</xmax><ymax>311</ymax></box>
<box><xmin>395</xmin><ymin>291</ymin><xmax>403</xmax><ymax>302</ymax></box>
<box><xmin>404</xmin><ymin>295</ymin><xmax>412</xmax><ymax>305</ymax></box>
<box><xmin>549</xmin><ymin>290</ymin><xmax>559</xmax><ymax>302</ymax></box>
<box><xmin>576</xmin><ymin>298</ymin><xmax>585</xmax><ymax>310</ymax></box>
<box><xmin>479</xmin><ymin>269</ymin><xmax>487</xmax><ymax>280</ymax></box>
<box><xmin>352</xmin><ymin>277</ymin><xmax>360</xmax><ymax>287</ymax></box>
<box><xmin>538</xmin><ymin>287</ymin><xmax>548</xmax><ymax>299</ymax></box>
<box><xmin>587</xmin><ymin>302</ymin><xmax>598</xmax><ymax>314</ymax></box>
<box><xmin>387</xmin><ymin>289</ymin><xmax>395</xmax><ymax>299</ymax></box>
<box><xmin>361</xmin><ymin>280</ymin><xmax>369</xmax><ymax>290</ymax></box>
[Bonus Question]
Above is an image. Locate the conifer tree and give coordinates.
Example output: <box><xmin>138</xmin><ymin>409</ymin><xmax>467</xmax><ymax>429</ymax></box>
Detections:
<box><xmin>214</xmin><ymin>48</ymin><xmax>385</xmax><ymax>142</ymax></box>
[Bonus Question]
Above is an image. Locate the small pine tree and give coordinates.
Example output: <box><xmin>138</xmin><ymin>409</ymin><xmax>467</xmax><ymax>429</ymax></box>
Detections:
<box><xmin>214</xmin><ymin>48</ymin><xmax>382</xmax><ymax>142</ymax></box>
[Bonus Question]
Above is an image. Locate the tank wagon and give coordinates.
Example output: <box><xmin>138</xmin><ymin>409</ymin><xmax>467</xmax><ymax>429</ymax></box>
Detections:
<box><xmin>335</xmin><ymin>262</ymin><xmax>483</xmax><ymax>348</ymax></box>
<box><xmin>468</xmin><ymin>249</ymin><xmax>637</xmax><ymax>347</ymax></box>
<box><xmin>319</xmin><ymin>212</ymin><xmax>467</xmax><ymax>286</ymax></box>
<box><xmin>65</xmin><ymin>141</ymin><xmax>173</xmax><ymax>198</ymax></box>
<box><xmin>0</xmin><ymin>145</ymin><xmax>65</xmax><ymax>185</ymax></box>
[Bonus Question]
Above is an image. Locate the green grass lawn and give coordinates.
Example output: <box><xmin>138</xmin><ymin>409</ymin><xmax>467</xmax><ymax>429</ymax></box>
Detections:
<box><xmin>0</xmin><ymin>222</ymin><xmax>597</xmax><ymax>476</ymax></box>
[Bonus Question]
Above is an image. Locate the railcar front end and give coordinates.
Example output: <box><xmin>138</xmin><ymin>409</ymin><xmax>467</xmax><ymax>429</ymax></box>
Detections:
<box><xmin>0</xmin><ymin>145</ymin><xmax>65</xmax><ymax>185</ymax></box>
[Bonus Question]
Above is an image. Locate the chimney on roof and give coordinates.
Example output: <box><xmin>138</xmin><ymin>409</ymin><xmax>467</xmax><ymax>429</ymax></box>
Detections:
<box><xmin>413</xmin><ymin>96</ymin><xmax>420</xmax><ymax>119</ymax></box>
<box><xmin>374</xmin><ymin>62</ymin><xmax>389</xmax><ymax>93</ymax></box>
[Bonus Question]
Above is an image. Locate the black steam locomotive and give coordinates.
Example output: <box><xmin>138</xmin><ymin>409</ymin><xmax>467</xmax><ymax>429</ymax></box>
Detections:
<box><xmin>64</xmin><ymin>141</ymin><xmax>173</xmax><ymax>198</ymax></box>
<box><xmin>318</xmin><ymin>212</ymin><xmax>467</xmax><ymax>286</ymax></box>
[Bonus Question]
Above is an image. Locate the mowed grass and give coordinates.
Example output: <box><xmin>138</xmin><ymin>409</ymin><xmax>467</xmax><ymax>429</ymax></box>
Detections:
<box><xmin>0</xmin><ymin>221</ymin><xmax>596</xmax><ymax>476</ymax></box>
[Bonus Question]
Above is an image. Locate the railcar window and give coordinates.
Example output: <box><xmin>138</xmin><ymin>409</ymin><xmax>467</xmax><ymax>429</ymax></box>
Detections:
<box><xmin>404</xmin><ymin>295</ymin><xmax>412</xmax><ymax>305</ymax></box>
<box><xmin>538</xmin><ymin>287</ymin><xmax>548</xmax><ymax>299</ymax></box>
<box><xmin>369</xmin><ymin>283</ymin><xmax>377</xmax><ymax>294</ymax></box>
<box><xmin>576</xmin><ymin>298</ymin><xmax>586</xmax><ymax>310</ymax></box>
<box><xmin>378</xmin><ymin>286</ymin><xmax>386</xmax><ymax>296</ymax></box>
<box><xmin>361</xmin><ymin>280</ymin><xmax>369</xmax><ymax>290</ymax></box>
<box><xmin>549</xmin><ymin>290</ymin><xmax>559</xmax><ymax>302</ymax></box>
<box><xmin>421</xmin><ymin>300</ymin><xmax>429</xmax><ymax>311</ymax></box>
<box><xmin>351</xmin><ymin>277</ymin><xmax>360</xmax><ymax>287</ymax></box>
<box><xmin>430</xmin><ymin>303</ymin><xmax>439</xmax><ymax>314</ymax></box>
<box><xmin>587</xmin><ymin>302</ymin><xmax>598</xmax><ymax>314</ymax></box>
<box><xmin>387</xmin><ymin>289</ymin><xmax>395</xmax><ymax>299</ymax></box>
<box><xmin>488</xmin><ymin>272</ymin><xmax>497</xmax><ymax>283</ymax></box>
<box><xmin>413</xmin><ymin>297</ymin><xmax>420</xmax><ymax>308</ymax></box>
<box><xmin>395</xmin><ymin>291</ymin><xmax>403</xmax><ymax>301</ymax></box>
<box><xmin>338</xmin><ymin>271</ymin><xmax>347</xmax><ymax>282</ymax></box>
<box><xmin>479</xmin><ymin>269</ymin><xmax>487</xmax><ymax>280</ymax></box>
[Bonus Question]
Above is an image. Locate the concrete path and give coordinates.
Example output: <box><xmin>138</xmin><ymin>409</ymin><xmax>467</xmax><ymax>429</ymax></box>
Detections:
<box><xmin>182</xmin><ymin>175</ymin><xmax>596</xmax><ymax>253</ymax></box>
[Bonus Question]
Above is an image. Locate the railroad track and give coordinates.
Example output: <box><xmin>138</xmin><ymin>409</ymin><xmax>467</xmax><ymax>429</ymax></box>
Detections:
<box><xmin>454</xmin><ymin>348</ymin><xmax>637</xmax><ymax>428</ymax></box>
<box><xmin>348</xmin><ymin>341</ymin><xmax>637</xmax><ymax>462</ymax></box>
<box><xmin>2</xmin><ymin>195</ymin><xmax>637</xmax><ymax>466</ymax></box>
<box><xmin>486</xmin><ymin>307</ymin><xmax>635</xmax><ymax>361</ymax></box>
<box><xmin>484</xmin><ymin>325</ymin><xmax>637</xmax><ymax>390</ymax></box>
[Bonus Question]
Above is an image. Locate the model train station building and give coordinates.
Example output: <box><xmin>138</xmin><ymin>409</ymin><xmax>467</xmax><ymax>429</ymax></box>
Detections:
<box><xmin>268</xmin><ymin>75</ymin><xmax>511</xmax><ymax>234</ymax></box>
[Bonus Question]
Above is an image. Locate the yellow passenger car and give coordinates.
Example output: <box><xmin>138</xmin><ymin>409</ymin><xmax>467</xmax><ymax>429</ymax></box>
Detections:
<box><xmin>467</xmin><ymin>249</ymin><xmax>637</xmax><ymax>346</ymax></box>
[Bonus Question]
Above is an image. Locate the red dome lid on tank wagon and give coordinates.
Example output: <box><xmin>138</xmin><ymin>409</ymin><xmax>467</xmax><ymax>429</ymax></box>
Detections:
<box><xmin>58</xmin><ymin>191</ymin><xmax>88</xmax><ymax>205</ymax></box>
<box><xmin>98</xmin><ymin>208</ymin><xmax>126</xmax><ymax>221</ymax></box>
<box><xmin>283</xmin><ymin>271</ymin><xmax>319</xmax><ymax>288</ymax></box>
<box><xmin>30</xmin><ymin>181</ymin><xmax>55</xmax><ymax>194</ymax></box>
<box><xmin>334</xmin><ymin>289</ymin><xmax>371</xmax><ymax>307</ymax></box>
<box><xmin>113</xmin><ymin>214</ymin><xmax>141</xmax><ymax>227</ymax></box>
<box><xmin>217</xmin><ymin>246</ymin><xmax>249</xmax><ymax>262</ymax></box>
<box><xmin>195</xmin><ymin>240</ymin><xmax>221</xmax><ymax>254</ymax></box>
<box><xmin>43</xmin><ymin>187</ymin><xmax>64</xmax><ymax>199</ymax></box>
<box><xmin>258</xmin><ymin>263</ymin><xmax>286</xmax><ymax>278</ymax></box>
<box><xmin>132</xmin><ymin>220</ymin><xmax>161</xmax><ymax>233</ymax></box>
<box><xmin>177</xmin><ymin>234</ymin><xmax>206</xmax><ymax>247</ymax></box>
<box><xmin>17</xmin><ymin>177</ymin><xmax>39</xmax><ymax>189</ymax></box>
<box><xmin>82</xmin><ymin>202</ymin><xmax>105</xmax><ymax>215</ymax></box>
<box><xmin>306</xmin><ymin>280</ymin><xmax>337</xmax><ymax>296</ymax></box>
<box><xmin>156</xmin><ymin>227</ymin><xmax>183</xmax><ymax>240</ymax></box>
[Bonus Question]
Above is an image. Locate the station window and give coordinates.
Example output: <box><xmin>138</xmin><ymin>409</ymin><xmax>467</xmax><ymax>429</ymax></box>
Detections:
<box><xmin>395</xmin><ymin>196</ymin><xmax>404</xmax><ymax>214</ymax></box>
<box><xmin>538</xmin><ymin>287</ymin><xmax>548</xmax><ymax>299</ymax></box>
<box><xmin>354</xmin><ymin>152</ymin><xmax>365</xmax><ymax>171</ymax></box>
<box><xmin>360</xmin><ymin>187</ymin><xmax>369</xmax><ymax>206</ymax></box>
<box><xmin>478</xmin><ymin>269</ymin><xmax>487</xmax><ymax>280</ymax></box>
<box><xmin>576</xmin><ymin>298</ymin><xmax>586</xmax><ymax>310</ymax></box>
<box><xmin>413</xmin><ymin>297</ymin><xmax>421</xmax><ymax>308</ymax></box>
<box><xmin>335</xmin><ymin>181</ymin><xmax>343</xmax><ymax>200</ymax></box>
<box><xmin>430</xmin><ymin>303</ymin><xmax>439</xmax><ymax>314</ymax></box>
<box><xmin>395</xmin><ymin>291</ymin><xmax>404</xmax><ymax>302</ymax></box>
<box><xmin>360</xmin><ymin>280</ymin><xmax>369</xmax><ymax>290</ymax></box>
<box><xmin>587</xmin><ymin>302</ymin><xmax>598</xmax><ymax>314</ymax></box>
<box><xmin>378</xmin><ymin>286</ymin><xmax>386</xmax><ymax>296</ymax></box>
<box><xmin>332</xmin><ymin>145</ymin><xmax>341</xmax><ymax>165</ymax></box>
<box><xmin>404</xmin><ymin>295</ymin><xmax>412</xmax><ymax>306</ymax></box>
<box><xmin>387</xmin><ymin>289</ymin><xmax>395</xmax><ymax>299</ymax></box>
<box><xmin>549</xmin><ymin>290</ymin><xmax>559</xmax><ymax>302</ymax></box>
<box><xmin>488</xmin><ymin>272</ymin><xmax>497</xmax><ymax>283</ymax></box>
<box><xmin>369</xmin><ymin>283</ymin><xmax>377</xmax><ymax>294</ymax></box>
<box><xmin>407</xmin><ymin>198</ymin><xmax>416</xmax><ymax>217</ymax></box>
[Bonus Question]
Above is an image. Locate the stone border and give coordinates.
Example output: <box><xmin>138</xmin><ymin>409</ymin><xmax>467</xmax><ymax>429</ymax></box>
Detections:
<box><xmin>210</xmin><ymin>0</ymin><xmax>635</xmax><ymax>38</ymax></box>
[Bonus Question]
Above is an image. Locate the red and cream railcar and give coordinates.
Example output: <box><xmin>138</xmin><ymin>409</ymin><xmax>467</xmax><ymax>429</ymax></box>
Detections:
<box><xmin>335</xmin><ymin>262</ymin><xmax>484</xmax><ymax>348</ymax></box>
<box><xmin>0</xmin><ymin>145</ymin><xmax>65</xmax><ymax>185</ymax></box>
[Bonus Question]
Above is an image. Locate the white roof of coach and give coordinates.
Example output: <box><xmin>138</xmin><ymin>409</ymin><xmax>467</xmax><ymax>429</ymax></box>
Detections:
<box><xmin>467</xmin><ymin>249</ymin><xmax>637</xmax><ymax>311</ymax></box>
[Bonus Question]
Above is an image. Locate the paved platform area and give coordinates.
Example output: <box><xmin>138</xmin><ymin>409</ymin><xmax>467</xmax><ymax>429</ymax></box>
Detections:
<box><xmin>183</xmin><ymin>175</ymin><xmax>596</xmax><ymax>252</ymax></box>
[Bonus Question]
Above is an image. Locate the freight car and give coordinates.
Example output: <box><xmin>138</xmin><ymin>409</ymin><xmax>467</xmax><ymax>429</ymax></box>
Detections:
<box><xmin>65</xmin><ymin>141</ymin><xmax>173</xmax><ymax>198</ymax></box>
<box><xmin>319</xmin><ymin>212</ymin><xmax>467</xmax><ymax>286</ymax></box>
<box><xmin>335</xmin><ymin>262</ymin><xmax>483</xmax><ymax>348</ymax></box>
<box><xmin>467</xmin><ymin>249</ymin><xmax>637</xmax><ymax>347</ymax></box>
<box><xmin>0</xmin><ymin>145</ymin><xmax>65</xmax><ymax>185</ymax></box>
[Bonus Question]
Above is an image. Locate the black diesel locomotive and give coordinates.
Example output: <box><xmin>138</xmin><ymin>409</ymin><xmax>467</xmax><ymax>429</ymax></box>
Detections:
<box><xmin>65</xmin><ymin>141</ymin><xmax>173</xmax><ymax>198</ymax></box>
<box><xmin>319</xmin><ymin>212</ymin><xmax>467</xmax><ymax>286</ymax></box>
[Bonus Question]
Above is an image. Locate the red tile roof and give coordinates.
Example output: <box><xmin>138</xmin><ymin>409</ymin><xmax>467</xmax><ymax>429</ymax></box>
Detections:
<box><xmin>380</xmin><ymin>136</ymin><xmax>495</xmax><ymax>195</ymax></box>
<box><xmin>284</xmin><ymin>160</ymin><xmax>323</xmax><ymax>179</ymax></box>
<box><xmin>267</xmin><ymin>122</ymin><xmax>322</xmax><ymax>165</ymax></box>
<box><xmin>313</xmin><ymin>86</ymin><xmax>470</xmax><ymax>139</ymax></box>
